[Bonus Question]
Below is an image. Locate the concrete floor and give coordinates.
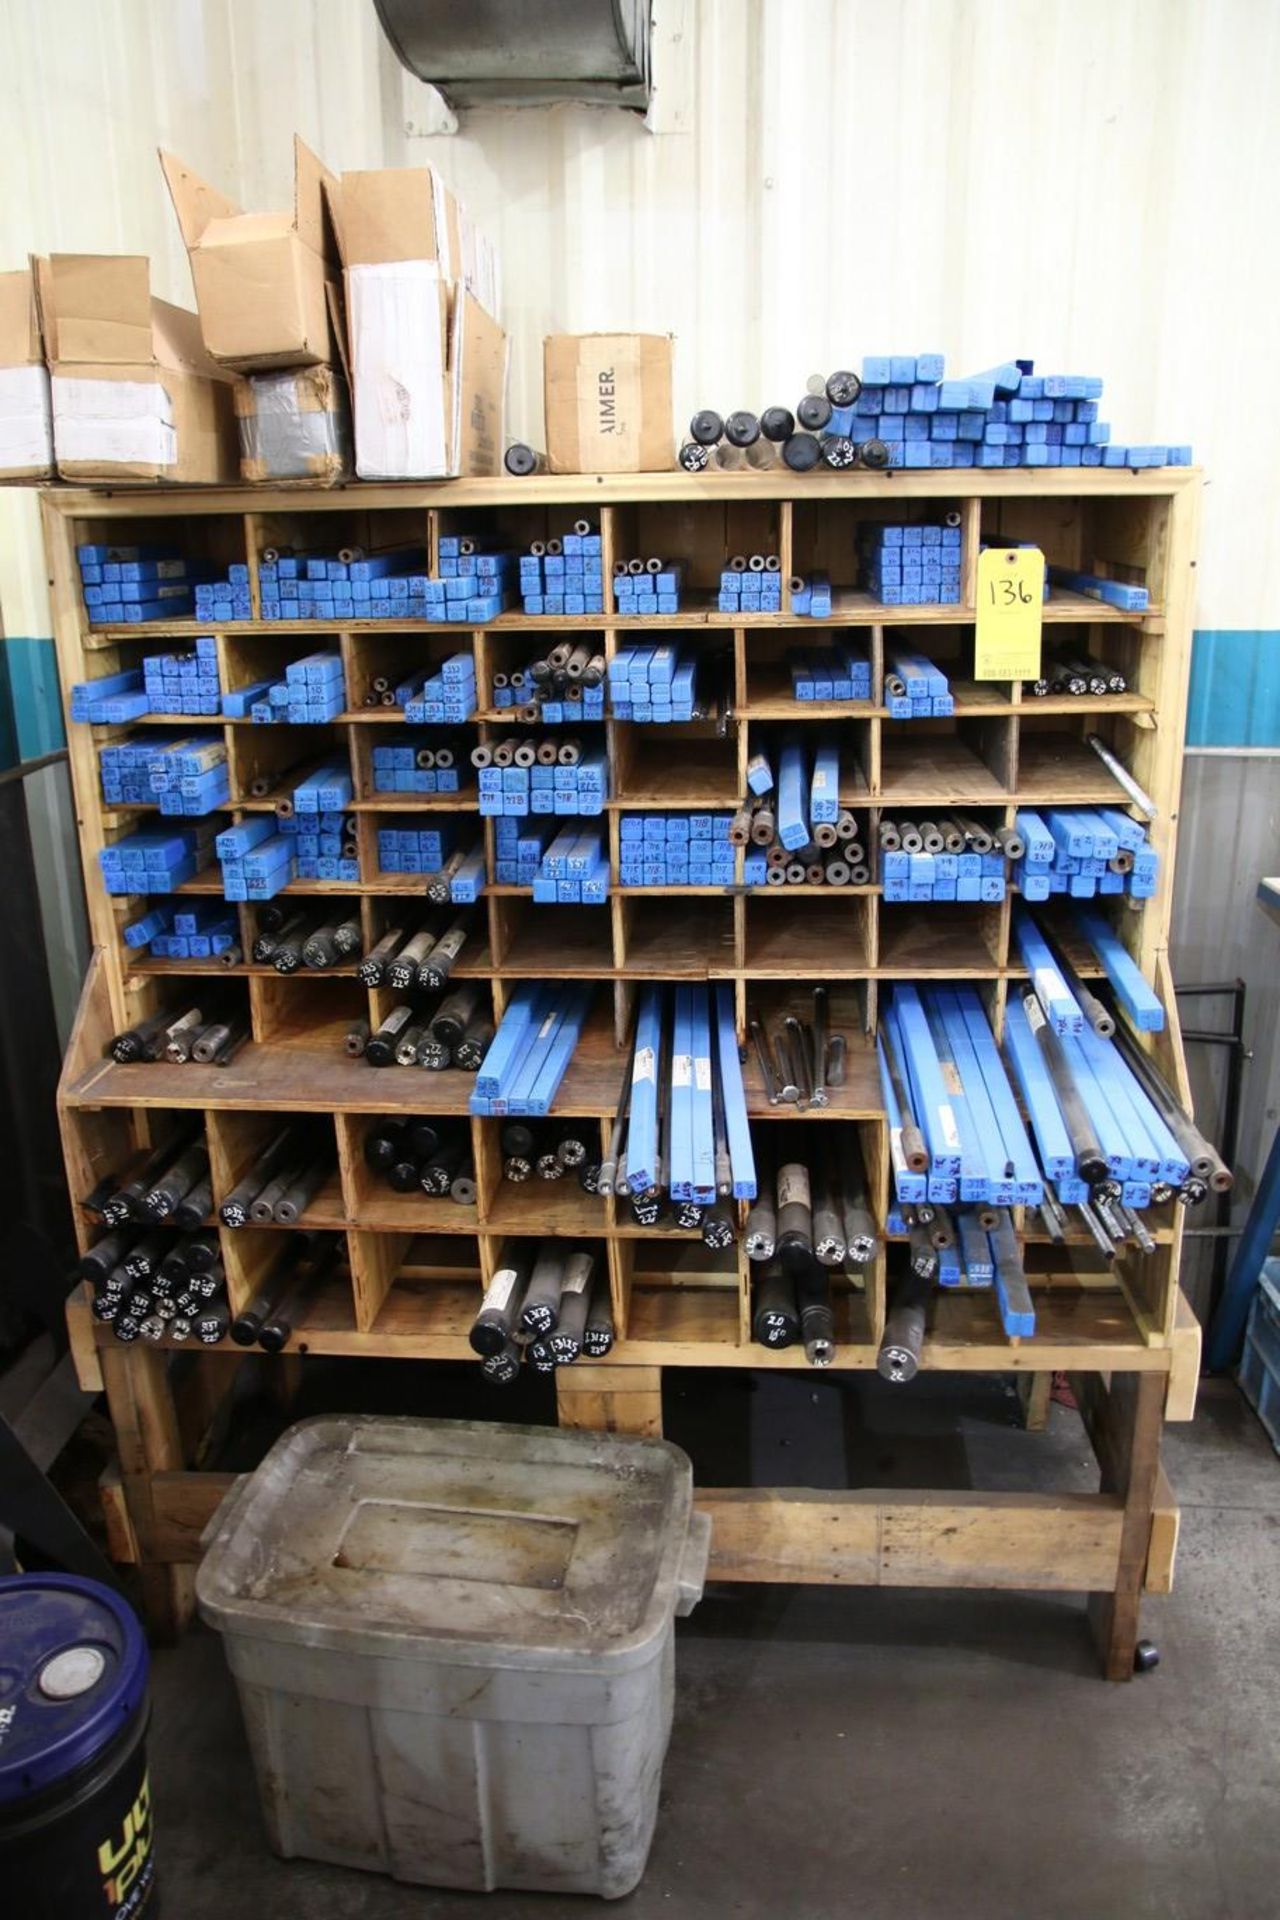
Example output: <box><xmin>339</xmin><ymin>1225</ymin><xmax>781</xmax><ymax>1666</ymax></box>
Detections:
<box><xmin>147</xmin><ymin>1373</ymin><xmax>1280</xmax><ymax>1920</ymax></box>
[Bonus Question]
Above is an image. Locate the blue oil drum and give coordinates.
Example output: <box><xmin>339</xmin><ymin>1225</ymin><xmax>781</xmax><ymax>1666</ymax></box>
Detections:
<box><xmin>0</xmin><ymin>1575</ymin><xmax>157</xmax><ymax>1917</ymax></box>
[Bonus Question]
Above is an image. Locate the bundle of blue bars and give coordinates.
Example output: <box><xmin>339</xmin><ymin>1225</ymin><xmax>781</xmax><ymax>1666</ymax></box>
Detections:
<box><xmin>717</xmin><ymin>555</ymin><xmax>782</xmax><ymax>613</ymax></box>
<box><xmin>861</xmin><ymin>520</ymin><xmax>963</xmax><ymax>607</ymax></box>
<box><xmin>613</xmin><ymin>558</ymin><xmax>684</xmax><ymax>615</ymax></box>
<box><xmin>377</xmin><ymin>821</ymin><xmax>458</xmax><ymax>875</ymax></box>
<box><xmin>377</xmin><ymin>830</ymin><xmax>485</xmax><ymax>901</ymax></box>
<box><xmin>78</xmin><ymin>544</ymin><xmax>210</xmax><ymax>625</ymax></box>
<box><xmin>258</xmin><ymin>539</ymin><xmax>516</xmax><ymax>622</ymax></box>
<box><xmin>848</xmin><ymin>356</ymin><xmax>1191</xmax><ymax>470</ymax></box>
<box><xmin>122</xmin><ymin>902</ymin><xmax>238</xmax><ymax>961</ymax></box>
<box><xmin>1046</xmin><ymin>565</ymin><xmax>1149</xmax><ymax>612</ymax></box>
<box><xmin>1011</xmin><ymin>808</ymin><xmax>1157</xmax><ymax>900</ymax></box>
<box><xmin>216</xmin><ymin>818</ymin><xmax>290</xmax><ymax>900</ymax></box>
<box><xmin>1004</xmin><ymin>961</ymin><xmax>1194</xmax><ymax>1220</ymax></box>
<box><xmin>617</xmin><ymin>984</ymin><xmax>757</xmax><ymax>1204</ymax></box>
<box><xmin>223</xmin><ymin>650</ymin><xmax>345</xmax><ymax>723</ymax></box>
<box><xmin>789</xmin><ymin>571</ymin><xmax>832</xmax><ymax>617</ymax></box>
<box><xmin>371</xmin><ymin>733</ymin><xmax>466</xmax><ymax>794</ymax></box>
<box><xmin>608</xmin><ymin>644</ymin><xmax>697</xmax><ymax>721</ymax></box>
<box><xmin>518</xmin><ymin>522</ymin><xmax>605</xmax><ymax>615</ymax></box>
<box><xmin>878</xmin><ymin>983</ymin><xmax>1043</xmax><ymax>1337</ymax></box>
<box><xmin>194</xmin><ymin>565</ymin><xmax>252</xmax><ymax>623</ymax></box>
<box><xmin>529</xmin><ymin>824</ymin><xmax>610</xmax><ymax>904</ymax></box>
<box><xmin>470</xmin><ymin>983</ymin><xmax>595</xmax><ymax>1115</ymax></box>
<box><xmin>100</xmin><ymin>735</ymin><xmax>229</xmax><ymax>817</ymax></box>
<box><xmin>619</xmin><ymin>813</ymin><xmax>735</xmax><ymax>887</ymax></box>
<box><xmin>395</xmin><ymin>651</ymin><xmax>477</xmax><ymax>723</ymax></box>
<box><xmin>789</xmin><ymin>644</ymin><xmax>872</xmax><ymax>702</ymax></box>
<box><xmin>477</xmin><ymin>742</ymin><xmax>608</xmax><ymax>815</ymax></box>
<box><xmin>69</xmin><ymin>642</ymin><xmax>223</xmax><ymax>723</ymax></box>
<box><xmin>746</xmin><ymin>738</ymin><xmax>844</xmax><ymax>850</ymax></box>
<box><xmin>99</xmin><ymin>824</ymin><xmax>218</xmax><ymax>896</ymax></box>
<box><xmin>883</xmin><ymin>640</ymin><xmax>955</xmax><ymax>713</ymax></box>
<box><xmin>882</xmin><ymin>843</ymin><xmax>1007</xmax><ymax>903</ymax></box>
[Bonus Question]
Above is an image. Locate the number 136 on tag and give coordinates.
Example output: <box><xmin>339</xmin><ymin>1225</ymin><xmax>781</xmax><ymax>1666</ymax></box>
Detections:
<box><xmin>975</xmin><ymin>545</ymin><xmax>1046</xmax><ymax>681</ymax></box>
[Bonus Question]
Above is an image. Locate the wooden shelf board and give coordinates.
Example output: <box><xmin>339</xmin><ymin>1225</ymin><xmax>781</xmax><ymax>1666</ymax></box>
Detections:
<box><xmin>350</xmin><ymin>1190</ymin><xmax>479</xmax><ymax>1234</ymax></box>
<box><xmin>744</xmin><ymin>899</ymin><xmax>869</xmax><ymax>977</ymax></box>
<box><xmin>482</xmin><ymin>1183</ymin><xmax>607</xmax><ymax>1237</ymax></box>
<box><xmin>67</xmin><ymin>1008</ymin><xmax>628</xmax><ymax>1115</ymax></box>
<box><xmin>878</xmin><ymin>737</ymin><xmax>1007</xmax><ymax>805</ymax></box>
<box><xmin>877</xmin><ymin>908</ymin><xmax>1001</xmax><ymax>975</ymax></box>
<box><xmin>1013</xmin><ymin>734</ymin><xmax>1133</xmax><ymax>804</ymax></box>
<box><xmin>624</xmin><ymin>899</ymin><xmax>737</xmax><ymax>977</ymax></box>
<box><xmin>500</xmin><ymin>910</ymin><xmax>618</xmax><ymax>977</ymax></box>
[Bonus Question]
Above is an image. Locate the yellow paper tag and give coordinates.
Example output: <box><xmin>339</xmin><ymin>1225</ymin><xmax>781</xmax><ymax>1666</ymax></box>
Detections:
<box><xmin>975</xmin><ymin>545</ymin><xmax>1046</xmax><ymax>680</ymax></box>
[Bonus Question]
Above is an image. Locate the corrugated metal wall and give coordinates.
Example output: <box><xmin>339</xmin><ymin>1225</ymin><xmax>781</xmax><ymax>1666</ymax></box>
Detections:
<box><xmin>2</xmin><ymin>0</ymin><xmax>1278</xmax><ymax>1243</ymax></box>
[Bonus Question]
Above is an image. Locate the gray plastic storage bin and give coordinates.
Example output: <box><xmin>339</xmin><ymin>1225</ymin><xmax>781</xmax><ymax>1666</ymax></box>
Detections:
<box><xmin>197</xmin><ymin>1414</ymin><xmax>709</xmax><ymax>1898</ymax></box>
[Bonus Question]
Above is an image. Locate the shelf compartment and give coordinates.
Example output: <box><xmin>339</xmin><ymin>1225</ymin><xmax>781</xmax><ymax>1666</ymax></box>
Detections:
<box><xmin>878</xmin><ymin>732</ymin><xmax>1010</xmax><ymax>805</ymax></box>
<box><xmin>741</xmin><ymin>987</ymin><xmax>879</xmax><ymax>1117</ymax></box>
<box><xmin>1013</xmin><ymin>729</ymin><xmax>1136</xmax><ymax>804</ymax></box>
<box><xmin>611</xmin><ymin>727</ymin><xmax>739</xmax><ymax>809</ymax></box>
<box><xmin>619</xmin><ymin>897</ymin><xmax>736</xmax><ymax>977</ymax></box>
<box><xmin>877</xmin><ymin>905</ymin><xmax>1004</xmax><ymax>975</ymax></box>
<box><xmin>744</xmin><ymin>894</ymin><xmax>872</xmax><ymax>976</ymax></box>
<box><xmin>207</xmin><ymin>1108</ymin><xmax>344</xmax><ymax>1232</ymax></box>
<box><xmin>493</xmin><ymin>898</ymin><xmax>617</xmax><ymax>977</ymax></box>
<box><xmin>337</xmin><ymin>1112</ymin><xmax>478</xmax><ymax>1233</ymax></box>
<box><xmin>742</xmin><ymin>623</ymin><xmax>877</xmax><ymax>717</ymax></box>
<box><xmin>979</xmin><ymin>493</ymin><xmax>1169</xmax><ymax>617</ymax></box>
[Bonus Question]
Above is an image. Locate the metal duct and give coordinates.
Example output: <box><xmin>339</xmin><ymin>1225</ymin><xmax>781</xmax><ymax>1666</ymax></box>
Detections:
<box><xmin>373</xmin><ymin>0</ymin><xmax>652</xmax><ymax>111</ymax></box>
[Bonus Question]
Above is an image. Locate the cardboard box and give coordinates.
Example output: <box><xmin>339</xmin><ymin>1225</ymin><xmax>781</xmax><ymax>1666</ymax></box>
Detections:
<box><xmin>233</xmin><ymin>364</ymin><xmax>351</xmax><ymax>484</ymax></box>
<box><xmin>544</xmin><ymin>334</ymin><xmax>674</xmax><ymax>473</ymax></box>
<box><xmin>327</xmin><ymin>167</ymin><xmax>505</xmax><ymax>480</ymax></box>
<box><xmin>0</xmin><ymin>264</ymin><xmax>54</xmax><ymax>480</ymax></box>
<box><xmin>35</xmin><ymin>254</ymin><xmax>237</xmax><ymax>484</ymax></box>
<box><xmin>159</xmin><ymin>137</ymin><xmax>338</xmax><ymax>369</ymax></box>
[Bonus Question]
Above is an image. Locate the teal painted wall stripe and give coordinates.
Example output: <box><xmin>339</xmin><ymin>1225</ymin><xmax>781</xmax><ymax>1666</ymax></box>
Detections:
<box><xmin>1187</xmin><ymin>630</ymin><xmax>1280</xmax><ymax>749</ymax></box>
<box><xmin>1</xmin><ymin>636</ymin><xmax>64</xmax><ymax>768</ymax></box>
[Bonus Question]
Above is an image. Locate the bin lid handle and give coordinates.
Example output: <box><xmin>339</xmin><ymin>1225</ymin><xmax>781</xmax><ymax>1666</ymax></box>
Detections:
<box><xmin>675</xmin><ymin>1509</ymin><xmax>711</xmax><ymax>1617</ymax></box>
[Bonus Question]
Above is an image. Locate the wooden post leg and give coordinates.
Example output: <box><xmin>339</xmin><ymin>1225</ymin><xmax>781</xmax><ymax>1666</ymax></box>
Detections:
<box><xmin>101</xmin><ymin>1346</ymin><xmax>196</xmax><ymax>1641</ymax></box>
<box><xmin>1083</xmin><ymin>1371</ymin><xmax>1165</xmax><ymax>1681</ymax></box>
<box><xmin>1018</xmin><ymin>1372</ymin><xmax>1052</xmax><ymax>1431</ymax></box>
<box><xmin>556</xmin><ymin>1365</ymin><xmax>663</xmax><ymax>1437</ymax></box>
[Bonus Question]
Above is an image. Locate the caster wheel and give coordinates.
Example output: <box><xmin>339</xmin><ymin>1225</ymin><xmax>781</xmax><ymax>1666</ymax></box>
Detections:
<box><xmin>1133</xmin><ymin>1640</ymin><xmax>1160</xmax><ymax>1673</ymax></box>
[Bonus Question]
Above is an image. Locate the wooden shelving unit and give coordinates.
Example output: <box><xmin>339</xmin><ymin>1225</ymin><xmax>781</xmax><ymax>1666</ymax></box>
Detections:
<box><xmin>48</xmin><ymin>469</ymin><xmax>1202</xmax><ymax>1675</ymax></box>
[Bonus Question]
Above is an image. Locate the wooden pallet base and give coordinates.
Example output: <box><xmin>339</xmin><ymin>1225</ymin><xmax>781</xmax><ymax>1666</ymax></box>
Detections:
<box><xmin>91</xmin><ymin>1345</ymin><xmax>1175</xmax><ymax>1679</ymax></box>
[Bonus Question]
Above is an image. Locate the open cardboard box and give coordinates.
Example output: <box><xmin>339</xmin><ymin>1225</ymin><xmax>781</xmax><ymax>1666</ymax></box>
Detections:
<box><xmin>327</xmin><ymin>167</ymin><xmax>505</xmax><ymax>480</ymax></box>
<box><xmin>0</xmin><ymin>263</ymin><xmax>54</xmax><ymax>481</ymax></box>
<box><xmin>159</xmin><ymin>136</ymin><xmax>339</xmax><ymax>370</ymax></box>
<box><xmin>35</xmin><ymin>254</ymin><xmax>237</xmax><ymax>484</ymax></box>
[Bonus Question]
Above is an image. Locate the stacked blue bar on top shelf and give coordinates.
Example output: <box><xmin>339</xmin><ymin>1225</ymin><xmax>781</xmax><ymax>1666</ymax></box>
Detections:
<box><xmin>788</xmin><ymin>644</ymin><xmax>872</xmax><ymax>701</ymax></box>
<box><xmin>850</xmin><ymin>356</ymin><xmax>1191</xmax><ymax>470</ymax></box>
<box><xmin>122</xmin><ymin>902</ymin><xmax>238</xmax><ymax>960</ymax></box>
<box><xmin>98</xmin><ymin>823</ymin><xmax>219</xmax><ymax>896</ymax></box>
<box><xmin>608</xmin><ymin>644</ymin><xmax>696</xmax><ymax>721</ymax></box>
<box><xmin>100</xmin><ymin>735</ymin><xmax>230</xmax><ymax>817</ymax></box>
<box><xmin>194</xmin><ymin>565</ymin><xmax>252</xmax><ymax>623</ymax></box>
<box><xmin>613</xmin><ymin>559</ymin><xmax>684</xmax><ymax>616</ymax></box>
<box><xmin>222</xmin><ymin>650</ymin><xmax>345</xmax><ymax>723</ymax></box>
<box><xmin>68</xmin><ymin>642</ymin><xmax>223</xmax><ymax>722</ymax></box>
<box><xmin>78</xmin><ymin>544</ymin><xmax>209</xmax><ymax>625</ymax></box>
<box><xmin>717</xmin><ymin>556</ymin><xmax>783</xmax><ymax>613</ymax></box>
<box><xmin>478</xmin><ymin>745</ymin><xmax>608</xmax><ymax>816</ymax></box>
<box><xmin>470</xmin><ymin>982</ymin><xmax>595</xmax><ymax>1116</ymax></box>
<box><xmin>529</xmin><ymin>824</ymin><xmax>610</xmax><ymax>904</ymax></box>
<box><xmin>861</xmin><ymin>521</ymin><xmax>963</xmax><ymax>608</ymax></box>
<box><xmin>1010</xmin><ymin>808</ymin><xmax>1158</xmax><ymax>900</ymax></box>
<box><xmin>882</xmin><ymin>639</ymin><xmax>955</xmax><ymax>714</ymax></box>
<box><xmin>882</xmin><ymin>847</ymin><xmax>1008</xmax><ymax>904</ymax></box>
<box><xmin>371</xmin><ymin>733</ymin><xmax>465</xmax><ymax>794</ymax></box>
<box><xmin>258</xmin><ymin>540</ymin><xmax>517</xmax><ymax>623</ymax></box>
<box><xmin>518</xmin><ymin>522</ymin><xmax>605</xmax><ymax>615</ymax></box>
<box><xmin>618</xmin><ymin>813</ymin><xmax>735</xmax><ymax>887</ymax></box>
